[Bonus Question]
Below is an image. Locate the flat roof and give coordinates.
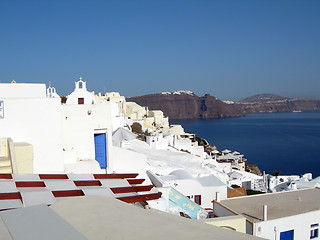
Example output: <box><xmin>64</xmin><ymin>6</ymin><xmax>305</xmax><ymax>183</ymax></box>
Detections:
<box><xmin>50</xmin><ymin>196</ymin><xmax>263</xmax><ymax>240</ymax></box>
<box><xmin>220</xmin><ymin>188</ymin><xmax>320</xmax><ymax>222</ymax></box>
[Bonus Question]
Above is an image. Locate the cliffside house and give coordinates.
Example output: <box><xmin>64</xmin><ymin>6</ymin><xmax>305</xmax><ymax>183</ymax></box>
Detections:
<box><xmin>147</xmin><ymin>169</ymin><xmax>227</xmax><ymax>209</ymax></box>
<box><xmin>0</xmin><ymin>82</ymin><xmax>64</xmax><ymax>173</ymax></box>
<box><xmin>213</xmin><ymin>187</ymin><xmax>320</xmax><ymax>240</ymax></box>
<box><xmin>0</xmin><ymin>80</ymin><xmax>148</xmax><ymax>180</ymax></box>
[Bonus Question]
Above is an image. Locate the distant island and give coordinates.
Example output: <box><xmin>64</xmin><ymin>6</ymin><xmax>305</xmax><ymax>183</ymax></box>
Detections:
<box><xmin>127</xmin><ymin>92</ymin><xmax>320</xmax><ymax>120</ymax></box>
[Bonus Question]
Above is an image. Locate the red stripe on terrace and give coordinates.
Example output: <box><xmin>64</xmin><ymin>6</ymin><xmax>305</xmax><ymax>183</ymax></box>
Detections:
<box><xmin>93</xmin><ymin>173</ymin><xmax>139</xmax><ymax>179</ymax></box>
<box><xmin>52</xmin><ymin>190</ymin><xmax>84</xmax><ymax>197</ymax></box>
<box><xmin>117</xmin><ymin>192</ymin><xmax>162</xmax><ymax>203</ymax></box>
<box><xmin>15</xmin><ymin>181</ymin><xmax>46</xmax><ymax>188</ymax></box>
<box><xmin>111</xmin><ymin>185</ymin><xmax>153</xmax><ymax>194</ymax></box>
<box><xmin>0</xmin><ymin>174</ymin><xmax>12</xmax><ymax>179</ymax></box>
<box><xmin>127</xmin><ymin>179</ymin><xmax>145</xmax><ymax>185</ymax></box>
<box><xmin>39</xmin><ymin>174</ymin><xmax>68</xmax><ymax>179</ymax></box>
<box><xmin>73</xmin><ymin>180</ymin><xmax>101</xmax><ymax>187</ymax></box>
<box><xmin>0</xmin><ymin>192</ymin><xmax>22</xmax><ymax>200</ymax></box>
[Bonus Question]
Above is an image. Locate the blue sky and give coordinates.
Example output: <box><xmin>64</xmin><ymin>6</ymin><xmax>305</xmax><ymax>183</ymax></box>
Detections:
<box><xmin>1</xmin><ymin>0</ymin><xmax>319</xmax><ymax>101</ymax></box>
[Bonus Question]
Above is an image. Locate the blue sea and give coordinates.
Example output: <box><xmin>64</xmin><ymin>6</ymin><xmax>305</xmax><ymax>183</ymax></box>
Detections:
<box><xmin>171</xmin><ymin>111</ymin><xmax>320</xmax><ymax>178</ymax></box>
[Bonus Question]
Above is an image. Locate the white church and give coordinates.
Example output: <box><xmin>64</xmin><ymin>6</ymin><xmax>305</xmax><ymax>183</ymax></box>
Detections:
<box><xmin>0</xmin><ymin>78</ymin><xmax>148</xmax><ymax>181</ymax></box>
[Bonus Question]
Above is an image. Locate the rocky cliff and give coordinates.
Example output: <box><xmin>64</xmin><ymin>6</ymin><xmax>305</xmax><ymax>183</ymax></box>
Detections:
<box><xmin>127</xmin><ymin>92</ymin><xmax>320</xmax><ymax>120</ymax></box>
<box><xmin>127</xmin><ymin>91</ymin><xmax>244</xmax><ymax>120</ymax></box>
<box><xmin>235</xmin><ymin>94</ymin><xmax>320</xmax><ymax>113</ymax></box>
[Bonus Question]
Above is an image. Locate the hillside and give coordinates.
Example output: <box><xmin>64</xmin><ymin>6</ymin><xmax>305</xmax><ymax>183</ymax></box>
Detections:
<box><xmin>127</xmin><ymin>91</ymin><xmax>244</xmax><ymax>120</ymax></box>
<box><xmin>127</xmin><ymin>92</ymin><xmax>320</xmax><ymax>120</ymax></box>
<box><xmin>240</xmin><ymin>93</ymin><xmax>289</xmax><ymax>103</ymax></box>
<box><xmin>235</xmin><ymin>93</ymin><xmax>320</xmax><ymax>113</ymax></box>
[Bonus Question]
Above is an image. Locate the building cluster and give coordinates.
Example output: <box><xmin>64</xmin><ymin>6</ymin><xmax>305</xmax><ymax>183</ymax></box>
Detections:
<box><xmin>0</xmin><ymin>78</ymin><xmax>319</xmax><ymax>240</ymax></box>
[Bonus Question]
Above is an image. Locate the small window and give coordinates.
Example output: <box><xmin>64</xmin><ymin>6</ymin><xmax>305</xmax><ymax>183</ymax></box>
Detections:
<box><xmin>280</xmin><ymin>229</ymin><xmax>294</xmax><ymax>240</ymax></box>
<box><xmin>194</xmin><ymin>195</ymin><xmax>201</xmax><ymax>205</ymax></box>
<box><xmin>207</xmin><ymin>211</ymin><xmax>214</xmax><ymax>218</ymax></box>
<box><xmin>79</xmin><ymin>82</ymin><xmax>83</xmax><ymax>88</ymax></box>
<box><xmin>78</xmin><ymin>98</ymin><xmax>84</xmax><ymax>104</ymax></box>
<box><xmin>311</xmin><ymin>224</ymin><xmax>319</xmax><ymax>239</ymax></box>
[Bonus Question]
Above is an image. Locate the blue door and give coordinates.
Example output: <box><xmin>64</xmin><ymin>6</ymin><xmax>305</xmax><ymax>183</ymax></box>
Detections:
<box><xmin>280</xmin><ymin>230</ymin><xmax>294</xmax><ymax>240</ymax></box>
<box><xmin>94</xmin><ymin>133</ymin><xmax>107</xmax><ymax>169</ymax></box>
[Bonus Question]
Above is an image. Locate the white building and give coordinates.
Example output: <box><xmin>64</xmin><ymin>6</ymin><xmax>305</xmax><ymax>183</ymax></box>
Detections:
<box><xmin>146</xmin><ymin>134</ymin><xmax>169</xmax><ymax>150</ymax></box>
<box><xmin>0</xmin><ymin>82</ymin><xmax>64</xmax><ymax>173</ymax></box>
<box><xmin>213</xmin><ymin>188</ymin><xmax>320</xmax><ymax>240</ymax></box>
<box><xmin>66</xmin><ymin>77</ymin><xmax>95</xmax><ymax>105</ymax></box>
<box><xmin>125</xmin><ymin>102</ymin><xmax>147</xmax><ymax>120</ymax></box>
<box><xmin>228</xmin><ymin>170</ymin><xmax>266</xmax><ymax>192</ymax></box>
<box><xmin>94</xmin><ymin>91</ymin><xmax>127</xmax><ymax>130</ymax></box>
<box><xmin>148</xmin><ymin>169</ymin><xmax>227</xmax><ymax>209</ymax></box>
<box><xmin>62</xmin><ymin>79</ymin><xmax>146</xmax><ymax>178</ymax></box>
<box><xmin>268</xmin><ymin>175</ymin><xmax>301</xmax><ymax>192</ymax></box>
<box><xmin>216</xmin><ymin>151</ymin><xmax>246</xmax><ymax>171</ymax></box>
<box><xmin>61</xmin><ymin>103</ymin><xmax>113</xmax><ymax>172</ymax></box>
<box><xmin>0</xmin><ymin>80</ymin><xmax>147</xmax><ymax>180</ymax></box>
<box><xmin>46</xmin><ymin>84</ymin><xmax>60</xmax><ymax>98</ymax></box>
<box><xmin>147</xmin><ymin>110</ymin><xmax>169</xmax><ymax>129</ymax></box>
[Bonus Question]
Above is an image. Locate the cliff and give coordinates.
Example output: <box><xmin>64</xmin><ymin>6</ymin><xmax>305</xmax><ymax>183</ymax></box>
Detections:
<box><xmin>127</xmin><ymin>92</ymin><xmax>320</xmax><ymax>120</ymax></box>
<box><xmin>235</xmin><ymin>94</ymin><xmax>320</xmax><ymax>113</ymax></box>
<box><xmin>127</xmin><ymin>91</ymin><xmax>244</xmax><ymax>120</ymax></box>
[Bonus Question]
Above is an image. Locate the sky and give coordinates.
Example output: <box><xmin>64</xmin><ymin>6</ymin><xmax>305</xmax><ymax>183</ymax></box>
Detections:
<box><xmin>1</xmin><ymin>0</ymin><xmax>319</xmax><ymax>101</ymax></box>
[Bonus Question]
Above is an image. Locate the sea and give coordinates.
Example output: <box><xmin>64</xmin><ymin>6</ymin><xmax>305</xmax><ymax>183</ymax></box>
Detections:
<box><xmin>171</xmin><ymin>110</ymin><xmax>320</xmax><ymax>178</ymax></box>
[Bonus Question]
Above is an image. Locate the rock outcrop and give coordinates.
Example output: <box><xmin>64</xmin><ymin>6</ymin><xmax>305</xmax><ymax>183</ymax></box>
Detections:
<box><xmin>127</xmin><ymin>91</ymin><xmax>244</xmax><ymax>120</ymax></box>
<box><xmin>235</xmin><ymin>93</ymin><xmax>320</xmax><ymax>113</ymax></box>
<box><xmin>127</xmin><ymin>92</ymin><xmax>320</xmax><ymax>120</ymax></box>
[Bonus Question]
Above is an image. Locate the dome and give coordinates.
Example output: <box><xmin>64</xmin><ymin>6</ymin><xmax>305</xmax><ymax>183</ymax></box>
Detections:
<box><xmin>169</xmin><ymin>169</ymin><xmax>194</xmax><ymax>180</ymax></box>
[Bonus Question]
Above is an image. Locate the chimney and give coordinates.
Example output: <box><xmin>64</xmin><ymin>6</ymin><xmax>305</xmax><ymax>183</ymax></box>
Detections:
<box><xmin>216</xmin><ymin>192</ymin><xmax>221</xmax><ymax>202</ymax></box>
<box><xmin>263</xmin><ymin>205</ymin><xmax>267</xmax><ymax>221</ymax></box>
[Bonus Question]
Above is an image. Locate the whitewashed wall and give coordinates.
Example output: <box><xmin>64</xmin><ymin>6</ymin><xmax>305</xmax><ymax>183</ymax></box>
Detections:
<box><xmin>254</xmin><ymin>210</ymin><xmax>320</xmax><ymax>240</ymax></box>
<box><xmin>0</xmin><ymin>83</ymin><xmax>46</xmax><ymax>98</ymax></box>
<box><xmin>0</xmin><ymin>97</ymin><xmax>64</xmax><ymax>173</ymax></box>
<box><xmin>110</xmin><ymin>102</ymin><xmax>125</xmax><ymax>131</ymax></box>
<box><xmin>110</xmin><ymin>146</ymin><xmax>149</xmax><ymax>183</ymax></box>
<box><xmin>61</xmin><ymin>103</ymin><xmax>113</xmax><ymax>167</ymax></box>
<box><xmin>190</xmin><ymin>146</ymin><xmax>205</xmax><ymax>159</ymax></box>
<box><xmin>213</xmin><ymin>201</ymin><xmax>238</xmax><ymax>217</ymax></box>
<box><xmin>173</xmin><ymin>137</ymin><xmax>192</xmax><ymax>152</ymax></box>
<box><xmin>162</xmin><ymin>177</ymin><xmax>225</xmax><ymax>209</ymax></box>
<box><xmin>66</xmin><ymin>80</ymin><xmax>95</xmax><ymax>105</ymax></box>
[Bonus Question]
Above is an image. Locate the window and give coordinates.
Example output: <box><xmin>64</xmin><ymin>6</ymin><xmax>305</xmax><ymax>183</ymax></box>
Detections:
<box><xmin>79</xmin><ymin>82</ymin><xmax>83</xmax><ymax>88</ymax></box>
<box><xmin>280</xmin><ymin>230</ymin><xmax>294</xmax><ymax>240</ymax></box>
<box><xmin>311</xmin><ymin>224</ymin><xmax>319</xmax><ymax>239</ymax></box>
<box><xmin>194</xmin><ymin>195</ymin><xmax>201</xmax><ymax>205</ymax></box>
<box><xmin>207</xmin><ymin>211</ymin><xmax>214</xmax><ymax>218</ymax></box>
<box><xmin>78</xmin><ymin>98</ymin><xmax>84</xmax><ymax>104</ymax></box>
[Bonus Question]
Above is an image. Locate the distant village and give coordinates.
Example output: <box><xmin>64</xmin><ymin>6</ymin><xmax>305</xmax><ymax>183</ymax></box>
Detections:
<box><xmin>0</xmin><ymin>78</ymin><xmax>319</xmax><ymax>240</ymax></box>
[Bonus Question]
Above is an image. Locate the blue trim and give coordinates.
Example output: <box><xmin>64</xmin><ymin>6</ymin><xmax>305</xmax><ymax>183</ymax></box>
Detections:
<box><xmin>280</xmin><ymin>230</ymin><xmax>294</xmax><ymax>240</ymax></box>
<box><xmin>94</xmin><ymin>133</ymin><xmax>107</xmax><ymax>169</ymax></box>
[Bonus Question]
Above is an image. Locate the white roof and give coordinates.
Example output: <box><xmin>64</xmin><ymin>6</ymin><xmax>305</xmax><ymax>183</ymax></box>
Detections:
<box><xmin>220</xmin><ymin>188</ymin><xmax>320</xmax><ymax>222</ymax></box>
<box><xmin>197</xmin><ymin>175</ymin><xmax>226</xmax><ymax>187</ymax></box>
<box><xmin>49</xmin><ymin>196</ymin><xmax>261</xmax><ymax>240</ymax></box>
<box><xmin>0</xmin><ymin>204</ymin><xmax>86</xmax><ymax>240</ymax></box>
<box><xmin>169</xmin><ymin>169</ymin><xmax>194</xmax><ymax>180</ymax></box>
<box><xmin>112</xmin><ymin>127</ymin><xmax>137</xmax><ymax>142</ymax></box>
